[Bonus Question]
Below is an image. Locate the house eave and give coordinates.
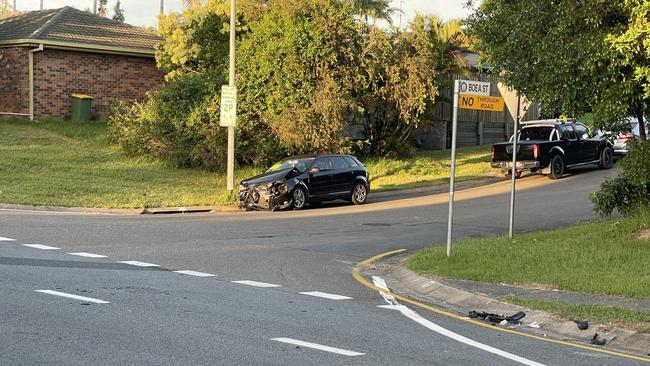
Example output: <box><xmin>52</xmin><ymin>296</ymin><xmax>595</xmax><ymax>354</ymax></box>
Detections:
<box><xmin>0</xmin><ymin>39</ymin><xmax>156</xmax><ymax>58</ymax></box>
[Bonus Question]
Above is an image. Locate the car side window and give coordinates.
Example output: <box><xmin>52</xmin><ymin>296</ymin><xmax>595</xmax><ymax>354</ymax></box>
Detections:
<box><xmin>563</xmin><ymin>125</ymin><xmax>577</xmax><ymax>140</ymax></box>
<box><xmin>331</xmin><ymin>157</ymin><xmax>350</xmax><ymax>170</ymax></box>
<box><xmin>312</xmin><ymin>158</ymin><xmax>331</xmax><ymax>171</ymax></box>
<box><xmin>574</xmin><ymin>124</ymin><xmax>590</xmax><ymax>140</ymax></box>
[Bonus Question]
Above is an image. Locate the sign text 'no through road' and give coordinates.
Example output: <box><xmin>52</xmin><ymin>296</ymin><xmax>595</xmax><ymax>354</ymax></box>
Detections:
<box><xmin>459</xmin><ymin>94</ymin><xmax>505</xmax><ymax>112</ymax></box>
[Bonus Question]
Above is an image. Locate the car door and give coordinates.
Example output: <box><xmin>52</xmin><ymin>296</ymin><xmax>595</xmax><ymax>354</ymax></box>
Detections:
<box><xmin>574</xmin><ymin>123</ymin><xmax>599</xmax><ymax>162</ymax></box>
<box><xmin>560</xmin><ymin>125</ymin><xmax>580</xmax><ymax>164</ymax></box>
<box><xmin>330</xmin><ymin>156</ymin><xmax>354</xmax><ymax>196</ymax></box>
<box><xmin>307</xmin><ymin>157</ymin><xmax>333</xmax><ymax>197</ymax></box>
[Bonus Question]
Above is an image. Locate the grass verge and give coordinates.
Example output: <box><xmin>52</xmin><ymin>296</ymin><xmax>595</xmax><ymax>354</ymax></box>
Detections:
<box><xmin>0</xmin><ymin>118</ymin><xmax>494</xmax><ymax>208</ymax></box>
<box><xmin>407</xmin><ymin>209</ymin><xmax>650</xmax><ymax>298</ymax></box>
<box><xmin>502</xmin><ymin>295</ymin><xmax>650</xmax><ymax>330</ymax></box>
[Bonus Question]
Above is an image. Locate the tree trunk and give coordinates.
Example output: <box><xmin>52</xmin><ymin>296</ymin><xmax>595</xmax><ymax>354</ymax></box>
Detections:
<box><xmin>635</xmin><ymin>100</ymin><xmax>647</xmax><ymax>142</ymax></box>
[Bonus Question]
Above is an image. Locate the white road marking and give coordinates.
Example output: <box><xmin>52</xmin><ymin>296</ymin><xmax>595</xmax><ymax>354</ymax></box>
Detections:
<box><xmin>0</xmin><ymin>236</ymin><xmax>16</xmax><ymax>241</ymax></box>
<box><xmin>379</xmin><ymin>305</ymin><xmax>546</xmax><ymax>366</ymax></box>
<box><xmin>232</xmin><ymin>280</ymin><xmax>280</xmax><ymax>288</ymax></box>
<box><xmin>372</xmin><ymin>275</ymin><xmax>397</xmax><ymax>304</ymax></box>
<box><xmin>119</xmin><ymin>260</ymin><xmax>160</xmax><ymax>267</ymax></box>
<box><xmin>174</xmin><ymin>270</ymin><xmax>216</xmax><ymax>277</ymax></box>
<box><xmin>68</xmin><ymin>252</ymin><xmax>107</xmax><ymax>258</ymax></box>
<box><xmin>22</xmin><ymin>244</ymin><xmax>60</xmax><ymax>250</ymax></box>
<box><xmin>35</xmin><ymin>290</ymin><xmax>110</xmax><ymax>304</ymax></box>
<box><xmin>299</xmin><ymin>291</ymin><xmax>352</xmax><ymax>300</ymax></box>
<box><xmin>271</xmin><ymin>338</ymin><xmax>364</xmax><ymax>357</ymax></box>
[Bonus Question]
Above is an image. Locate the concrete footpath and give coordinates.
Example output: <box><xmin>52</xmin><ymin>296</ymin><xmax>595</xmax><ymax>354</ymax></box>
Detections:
<box><xmin>370</xmin><ymin>253</ymin><xmax>650</xmax><ymax>358</ymax></box>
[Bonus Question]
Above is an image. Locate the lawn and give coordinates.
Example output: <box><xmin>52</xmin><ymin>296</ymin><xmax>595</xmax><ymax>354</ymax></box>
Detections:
<box><xmin>408</xmin><ymin>209</ymin><xmax>650</xmax><ymax>299</ymax></box>
<box><xmin>0</xmin><ymin>118</ymin><xmax>494</xmax><ymax>208</ymax></box>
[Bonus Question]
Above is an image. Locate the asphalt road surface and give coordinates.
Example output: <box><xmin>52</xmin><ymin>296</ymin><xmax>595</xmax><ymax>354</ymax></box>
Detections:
<box><xmin>2</xmin><ymin>166</ymin><xmax>645</xmax><ymax>365</ymax></box>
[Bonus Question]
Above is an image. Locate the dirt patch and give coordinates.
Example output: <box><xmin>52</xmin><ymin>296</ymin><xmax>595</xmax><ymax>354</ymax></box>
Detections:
<box><xmin>638</xmin><ymin>229</ymin><xmax>650</xmax><ymax>241</ymax></box>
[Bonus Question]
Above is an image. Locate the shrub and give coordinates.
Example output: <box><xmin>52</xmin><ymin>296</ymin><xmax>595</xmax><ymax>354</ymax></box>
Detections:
<box><xmin>593</xmin><ymin>141</ymin><xmax>650</xmax><ymax>216</ymax></box>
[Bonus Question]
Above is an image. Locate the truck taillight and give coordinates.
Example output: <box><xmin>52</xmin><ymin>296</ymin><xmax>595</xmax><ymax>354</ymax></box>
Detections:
<box><xmin>533</xmin><ymin>144</ymin><xmax>539</xmax><ymax>159</ymax></box>
<box><xmin>491</xmin><ymin>146</ymin><xmax>494</xmax><ymax>161</ymax></box>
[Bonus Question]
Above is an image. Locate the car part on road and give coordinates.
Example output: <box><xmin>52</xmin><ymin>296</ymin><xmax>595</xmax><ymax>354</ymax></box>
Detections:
<box><xmin>469</xmin><ymin>310</ymin><xmax>527</xmax><ymax>324</ymax></box>
<box><xmin>591</xmin><ymin>333</ymin><xmax>607</xmax><ymax>346</ymax></box>
<box><xmin>574</xmin><ymin>320</ymin><xmax>589</xmax><ymax>330</ymax></box>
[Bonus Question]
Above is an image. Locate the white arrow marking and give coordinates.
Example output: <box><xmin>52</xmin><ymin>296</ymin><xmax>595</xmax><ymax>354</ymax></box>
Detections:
<box><xmin>271</xmin><ymin>338</ymin><xmax>364</xmax><ymax>357</ymax></box>
<box><xmin>35</xmin><ymin>290</ymin><xmax>109</xmax><ymax>304</ymax></box>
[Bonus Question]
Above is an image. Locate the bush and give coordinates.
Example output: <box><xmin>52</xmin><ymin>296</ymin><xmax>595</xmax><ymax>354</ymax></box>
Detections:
<box><xmin>108</xmin><ymin>73</ymin><xmax>228</xmax><ymax>170</ymax></box>
<box><xmin>592</xmin><ymin>141</ymin><xmax>650</xmax><ymax>216</ymax></box>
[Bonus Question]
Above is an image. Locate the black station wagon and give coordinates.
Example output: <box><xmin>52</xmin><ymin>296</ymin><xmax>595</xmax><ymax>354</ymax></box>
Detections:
<box><xmin>238</xmin><ymin>154</ymin><xmax>370</xmax><ymax>210</ymax></box>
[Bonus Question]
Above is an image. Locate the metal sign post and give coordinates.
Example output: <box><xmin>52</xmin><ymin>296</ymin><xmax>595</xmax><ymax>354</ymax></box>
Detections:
<box><xmin>446</xmin><ymin>80</ymin><xmax>460</xmax><ymax>257</ymax></box>
<box><xmin>508</xmin><ymin>95</ymin><xmax>521</xmax><ymax>239</ymax></box>
<box><xmin>226</xmin><ymin>0</ymin><xmax>237</xmax><ymax>191</ymax></box>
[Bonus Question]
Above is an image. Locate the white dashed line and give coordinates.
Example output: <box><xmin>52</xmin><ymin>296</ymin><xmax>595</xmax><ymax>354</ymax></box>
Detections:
<box><xmin>174</xmin><ymin>270</ymin><xmax>216</xmax><ymax>277</ymax></box>
<box><xmin>0</xmin><ymin>236</ymin><xmax>16</xmax><ymax>241</ymax></box>
<box><xmin>22</xmin><ymin>244</ymin><xmax>60</xmax><ymax>250</ymax></box>
<box><xmin>379</xmin><ymin>304</ymin><xmax>545</xmax><ymax>366</ymax></box>
<box><xmin>119</xmin><ymin>260</ymin><xmax>160</xmax><ymax>267</ymax></box>
<box><xmin>271</xmin><ymin>338</ymin><xmax>364</xmax><ymax>357</ymax></box>
<box><xmin>35</xmin><ymin>290</ymin><xmax>110</xmax><ymax>304</ymax></box>
<box><xmin>232</xmin><ymin>280</ymin><xmax>281</xmax><ymax>288</ymax></box>
<box><xmin>68</xmin><ymin>252</ymin><xmax>108</xmax><ymax>258</ymax></box>
<box><xmin>299</xmin><ymin>291</ymin><xmax>352</xmax><ymax>300</ymax></box>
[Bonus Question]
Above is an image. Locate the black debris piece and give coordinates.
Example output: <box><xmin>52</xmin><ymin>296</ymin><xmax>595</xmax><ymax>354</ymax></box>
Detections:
<box><xmin>590</xmin><ymin>333</ymin><xmax>606</xmax><ymax>346</ymax></box>
<box><xmin>469</xmin><ymin>310</ymin><xmax>526</xmax><ymax>324</ymax></box>
<box><xmin>574</xmin><ymin>320</ymin><xmax>589</xmax><ymax>330</ymax></box>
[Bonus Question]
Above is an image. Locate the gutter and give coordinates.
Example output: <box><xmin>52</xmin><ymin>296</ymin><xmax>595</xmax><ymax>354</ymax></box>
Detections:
<box><xmin>29</xmin><ymin>44</ymin><xmax>44</xmax><ymax>121</ymax></box>
<box><xmin>0</xmin><ymin>39</ymin><xmax>157</xmax><ymax>58</ymax></box>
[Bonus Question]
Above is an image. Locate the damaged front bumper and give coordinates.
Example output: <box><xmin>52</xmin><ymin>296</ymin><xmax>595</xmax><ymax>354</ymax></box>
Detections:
<box><xmin>238</xmin><ymin>184</ymin><xmax>291</xmax><ymax>211</ymax></box>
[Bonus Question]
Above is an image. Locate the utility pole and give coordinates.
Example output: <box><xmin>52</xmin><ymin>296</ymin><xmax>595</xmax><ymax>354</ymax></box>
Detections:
<box><xmin>13</xmin><ymin>0</ymin><xmax>16</xmax><ymax>12</ymax></box>
<box><xmin>399</xmin><ymin>0</ymin><xmax>404</xmax><ymax>29</ymax></box>
<box><xmin>40</xmin><ymin>0</ymin><xmax>43</xmax><ymax>10</ymax></box>
<box><xmin>93</xmin><ymin>0</ymin><xmax>97</xmax><ymax>14</ymax></box>
<box><xmin>508</xmin><ymin>94</ymin><xmax>521</xmax><ymax>239</ymax></box>
<box><xmin>226</xmin><ymin>0</ymin><xmax>236</xmax><ymax>191</ymax></box>
<box><xmin>160</xmin><ymin>0</ymin><xmax>164</xmax><ymax>14</ymax></box>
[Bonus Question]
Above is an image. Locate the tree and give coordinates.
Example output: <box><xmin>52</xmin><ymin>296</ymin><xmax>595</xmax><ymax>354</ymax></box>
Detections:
<box><xmin>609</xmin><ymin>0</ymin><xmax>649</xmax><ymax>141</ymax></box>
<box><xmin>467</xmin><ymin>0</ymin><xmax>644</xmax><ymax>138</ymax></box>
<box><xmin>113</xmin><ymin>0</ymin><xmax>125</xmax><ymax>22</ymax></box>
<box><xmin>348</xmin><ymin>0</ymin><xmax>397</xmax><ymax>24</ymax></box>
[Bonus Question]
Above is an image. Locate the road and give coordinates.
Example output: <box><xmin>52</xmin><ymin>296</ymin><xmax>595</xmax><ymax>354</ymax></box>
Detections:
<box><xmin>2</xmin><ymin>166</ymin><xmax>645</xmax><ymax>365</ymax></box>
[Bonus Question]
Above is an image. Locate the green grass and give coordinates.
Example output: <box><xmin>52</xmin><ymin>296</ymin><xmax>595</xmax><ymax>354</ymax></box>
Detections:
<box><xmin>408</xmin><ymin>209</ymin><xmax>650</xmax><ymax>298</ymax></box>
<box><xmin>0</xmin><ymin>118</ymin><xmax>494</xmax><ymax>208</ymax></box>
<box><xmin>502</xmin><ymin>296</ymin><xmax>650</xmax><ymax>327</ymax></box>
<box><xmin>365</xmin><ymin>145</ymin><xmax>498</xmax><ymax>192</ymax></box>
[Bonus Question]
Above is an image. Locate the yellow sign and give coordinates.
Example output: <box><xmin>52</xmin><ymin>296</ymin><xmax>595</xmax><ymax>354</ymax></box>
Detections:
<box><xmin>459</xmin><ymin>94</ymin><xmax>505</xmax><ymax>112</ymax></box>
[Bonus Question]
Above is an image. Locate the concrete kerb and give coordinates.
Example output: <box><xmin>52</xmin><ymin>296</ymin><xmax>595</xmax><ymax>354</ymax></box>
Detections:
<box><xmin>371</xmin><ymin>254</ymin><xmax>650</xmax><ymax>359</ymax></box>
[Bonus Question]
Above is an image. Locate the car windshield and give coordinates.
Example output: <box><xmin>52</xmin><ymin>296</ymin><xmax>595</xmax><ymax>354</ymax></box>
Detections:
<box><xmin>519</xmin><ymin>126</ymin><xmax>554</xmax><ymax>141</ymax></box>
<box><xmin>266</xmin><ymin>158</ymin><xmax>314</xmax><ymax>173</ymax></box>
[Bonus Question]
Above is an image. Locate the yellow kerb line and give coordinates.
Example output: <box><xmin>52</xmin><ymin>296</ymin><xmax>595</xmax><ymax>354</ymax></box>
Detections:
<box><xmin>352</xmin><ymin>249</ymin><xmax>650</xmax><ymax>364</ymax></box>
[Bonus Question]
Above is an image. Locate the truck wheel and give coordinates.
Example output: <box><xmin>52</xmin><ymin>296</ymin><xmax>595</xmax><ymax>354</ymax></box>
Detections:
<box><xmin>599</xmin><ymin>147</ymin><xmax>613</xmax><ymax>169</ymax></box>
<box><xmin>548</xmin><ymin>155</ymin><xmax>565</xmax><ymax>180</ymax></box>
<box><xmin>505</xmin><ymin>170</ymin><xmax>522</xmax><ymax>179</ymax></box>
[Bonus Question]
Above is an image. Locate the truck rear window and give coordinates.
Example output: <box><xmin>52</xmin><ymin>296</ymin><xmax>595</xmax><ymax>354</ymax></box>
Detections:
<box><xmin>520</xmin><ymin>127</ymin><xmax>554</xmax><ymax>141</ymax></box>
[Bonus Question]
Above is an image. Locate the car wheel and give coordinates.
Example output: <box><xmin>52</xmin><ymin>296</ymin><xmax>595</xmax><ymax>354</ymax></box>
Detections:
<box><xmin>599</xmin><ymin>147</ymin><xmax>613</xmax><ymax>169</ymax></box>
<box><xmin>292</xmin><ymin>186</ymin><xmax>308</xmax><ymax>210</ymax></box>
<box><xmin>505</xmin><ymin>170</ymin><xmax>522</xmax><ymax>179</ymax></box>
<box><xmin>351</xmin><ymin>182</ymin><xmax>368</xmax><ymax>205</ymax></box>
<box><xmin>548</xmin><ymin>155</ymin><xmax>565</xmax><ymax>180</ymax></box>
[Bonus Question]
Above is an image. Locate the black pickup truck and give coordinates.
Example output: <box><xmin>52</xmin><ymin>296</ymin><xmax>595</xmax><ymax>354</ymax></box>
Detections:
<box><xmin>491</xmin><ymin>120</ymin><xmax>614</xmax><ymax>179</ymax></box>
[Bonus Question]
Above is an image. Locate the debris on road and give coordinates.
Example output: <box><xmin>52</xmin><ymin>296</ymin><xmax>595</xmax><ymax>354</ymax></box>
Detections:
<box><xmin>469</xmin><ymin>310</ymin><xmax>526</xmax><ymax>324</ymax></box>
<box><xmin>590</xmin><ymin>333</ymin><xmax>607</xmax><ymax>346</ymax></box>
<box><xmin>527</xmin><ymin>321</ymin><xmax>542</xmax><ymax>329</ymax></box>
<box><xmin>574</xmin><ymin>320</ymin><xmax>589</xmax><ymax>330</ymax></box>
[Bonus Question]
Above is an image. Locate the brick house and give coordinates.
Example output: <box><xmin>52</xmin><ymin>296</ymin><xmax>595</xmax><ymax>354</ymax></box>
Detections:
<box><xmin>0</xmin><ymin>6</ymin><xmax>164</xmax><ymax>120</ymax></box>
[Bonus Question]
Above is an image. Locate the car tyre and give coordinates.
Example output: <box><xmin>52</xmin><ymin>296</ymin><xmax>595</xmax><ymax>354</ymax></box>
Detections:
<box><xmin>505</xmin><ymin>170</ymin><xmax>522</xmax><ymax>179</ymax></box>
<box><xmin>292</xmin><ymin>186</ymin><xmax>308</xmax><ymax>210</ymax></box>
<box><xmin>548</xmin><ymin>155</ymin><xmax>565</xmax><ymax>180</ymax></box>
<box><xmin>599</xmin><ymin>146</ymin><xmax>613</xmax><ymax>169</ymax></box>
<box><xmin>351</xmin><ymin>182</ymin><xmax>368</xmax><ymax>205</ymax></box>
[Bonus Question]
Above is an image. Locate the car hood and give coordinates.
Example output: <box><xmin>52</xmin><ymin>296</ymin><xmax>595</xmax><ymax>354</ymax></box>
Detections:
<box><xmin>240</xmin><ymin>169</ymin><xmax>296</xmax><ymax>188</ymax></box>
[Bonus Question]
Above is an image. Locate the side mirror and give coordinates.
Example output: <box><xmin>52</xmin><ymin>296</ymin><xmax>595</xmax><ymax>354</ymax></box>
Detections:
<box><xmin>309</xmin><ymin>167</ymin><xmax>321</xmax><ymax>175</ymax></box>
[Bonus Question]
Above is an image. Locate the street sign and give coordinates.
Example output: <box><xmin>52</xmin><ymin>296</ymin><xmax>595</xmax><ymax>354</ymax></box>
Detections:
<box><xmin>219</xmin><ymin>85</ymin><xmax>237</xmax><ymax>127</ymax></box>
<box><xmin>497</xmin><ymin>83</ymin><xmax>532</xmax><ymax>122</ymax></box>
<box><xmin>459</xmin><ymin>94</ymin><xmax>505</xmax><ymax>112</ymax></box>
<box><xmin>458</xmin><ymin>80</ymin><xmax>490</xmax><ymax>96</ymax></box>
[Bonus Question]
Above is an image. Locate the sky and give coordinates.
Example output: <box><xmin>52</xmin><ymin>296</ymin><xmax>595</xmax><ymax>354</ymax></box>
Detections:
<box><xmin>16</xmin><ymin>0</ymin><xmax>477</xmax><ymax>28</ymax></box>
